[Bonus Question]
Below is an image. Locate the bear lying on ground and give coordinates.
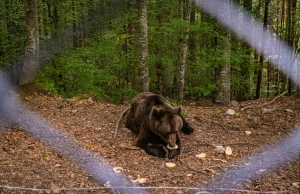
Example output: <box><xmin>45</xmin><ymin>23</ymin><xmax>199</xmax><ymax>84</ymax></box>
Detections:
<box><xmin>116</xmin><ymin>92</ymin><xmax>194</xmax><ymax>158</ymax></box>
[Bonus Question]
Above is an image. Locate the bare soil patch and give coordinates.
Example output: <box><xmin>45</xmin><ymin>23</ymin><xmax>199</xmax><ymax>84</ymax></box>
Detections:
<box><xmin>0</xmin><ymin>86</ymin><xmax>299</xmax><ymax>193</ymax></box>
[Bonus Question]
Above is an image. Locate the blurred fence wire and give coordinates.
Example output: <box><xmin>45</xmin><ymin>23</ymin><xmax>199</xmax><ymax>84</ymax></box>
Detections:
<box><xmin>196</xmin><ymin>0</ymin><xmax>300</xmax><ymax>190</ymax></box>
<box><xmin>0</xmin><ymin>0</ymin><xmax>299</xmax><ymax>193</ymax></box>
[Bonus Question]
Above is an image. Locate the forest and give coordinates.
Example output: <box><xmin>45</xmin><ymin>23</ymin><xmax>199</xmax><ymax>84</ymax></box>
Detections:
<box><xmin>0</xmin><ymin>1</ymin><xmax>300</xmax><ymax>193</ymax></box>
<box><xmin>0</xmin><ymin>0</ymin><xmax>299</xmax><ymax>104</ymax></box>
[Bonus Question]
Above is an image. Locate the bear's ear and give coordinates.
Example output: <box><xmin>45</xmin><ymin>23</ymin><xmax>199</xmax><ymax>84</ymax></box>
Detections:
<box><xmin>152</xmin><ymin>107</ymin><xmax>164</xmax><ymax>117</ymax></box>
<box><xmin>176</xmin><ymin>106</ymin><xmax>182</xmax><ymax>114</ymax></box>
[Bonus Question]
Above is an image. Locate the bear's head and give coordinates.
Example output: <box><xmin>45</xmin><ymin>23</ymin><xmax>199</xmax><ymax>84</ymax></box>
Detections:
<box><xmin>150</xmin><ymin>105</ymin><xmax>183</xmax><ymax>149</ymax></box>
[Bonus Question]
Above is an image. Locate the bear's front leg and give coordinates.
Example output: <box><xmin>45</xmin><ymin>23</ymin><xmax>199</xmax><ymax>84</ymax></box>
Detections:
<box><xmin>136</xmin><ymin>134</ymin><xmax>168</xmax><ymax>158</ymax></box>
<box><xmin>145</xmin><ymin>143</ymin><xmax>169</xmax><ymax>158</ymax></box>
<box><xmin>167</xmin><ymin>134</ymin><xmax>181</xmax><ymax>158</ymax></box>
<box><xmin>180</xmin><ymin>116</ymin><xmax>194</xmax><ymax>135</ymax></box>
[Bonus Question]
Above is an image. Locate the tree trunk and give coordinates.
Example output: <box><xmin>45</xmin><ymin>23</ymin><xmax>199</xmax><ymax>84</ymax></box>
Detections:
<box><xmin>287</xmin><ymin>0</ymin><xmax>297</xmax><ymax>95</ymax></box>
<box><xmin>239</xmin><ymin>0</ymin><xmax>252</xmax><ymax>100</ymax></box>
<box><xmin>189</xmin><ymin>0</ymin><xmax>196</xmax><ymax>65</ymax></box>
<box><xmin>278</xmin><ymin>0</ymin><xmax>287</xmax><ymax>94</ymax></box>
<box><xmin>72</xmin><ymin>0</ymin><xmax>78</xmax><ymax>48</ymax></box>
<box><xmin>215</xmin><ymin>34</ymin><xmax>231</xmax><ymax>104</ymax></box>
<box><xmin>20</xmin><ymin>0</ymin><xmax>39</xmax><ymax>85</ymax></box>
<box><xmin>274</xmin><ymin>0</ymin><xmax>280</xmax><ymax>95</ymax></box>
<box><xmin>178</xmin><ymin>0</ymin><xmax>191</xmax><ymax>103</ymax></box>
<box><xmin>215</xmin><ymin>1</ymin><xmax>231</xmax><ymax>104</ymax></box>
<box><xmin>255</xmin><ymin>0</ymin><xmax>269</xmax><ymax>99</ymax></box>
<box><xmin>292</xmin><ymin>0</ymin><xmax>298</xmax><ymax>94</ymax></box>
<box><xmin>138</xmin><ymin>0</ymin><xmax>149</xmax><ymax>92</ymax></box>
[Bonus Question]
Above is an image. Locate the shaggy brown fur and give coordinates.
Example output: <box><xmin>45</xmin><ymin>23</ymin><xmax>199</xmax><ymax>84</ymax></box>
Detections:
<box><xmin>117</xmin><ymin>92</ymin><xmax>193</xmax><ymax>158</ymax></box>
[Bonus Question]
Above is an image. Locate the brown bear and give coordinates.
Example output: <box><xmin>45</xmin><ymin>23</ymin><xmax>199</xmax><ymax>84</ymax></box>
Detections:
<box><xmin>115</xmin><ymin>92</ymin><xmax>194</xmax><ymax>158</ymax></box>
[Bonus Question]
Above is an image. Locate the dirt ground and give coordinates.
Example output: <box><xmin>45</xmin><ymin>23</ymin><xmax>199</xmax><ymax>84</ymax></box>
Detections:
<box><xmin>0</xmin><ymin>85</ymin><xmax>299</xmax><ymax>194</ymax></box>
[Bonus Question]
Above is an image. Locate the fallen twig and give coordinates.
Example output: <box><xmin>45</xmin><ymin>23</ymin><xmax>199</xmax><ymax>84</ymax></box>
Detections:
<box><xmin>141</xmin><ymin>174</ymin><xmax>187</xmax><ymax>184</ymax></box>
<box><xmin>199</xmin><ymin>116</ymin><xmax>241</xmax><ymax>131</ymax></box>
<box><xmin>182</xmin><ymin>142</ymin><xmax>258</xmax><ymax>154</ymax></box>
<box><xmin>120</xmin><ymin>145</ymin><xmax>141</xmax><ymax>150</ymax></box>
<box><xmin>241</xmin><ymin>91</ymin><xmax>287</xmax><ymax>111</ymax></box>
<box><xmin>209</xmin><ymin>120</ymin><xmax>229</xmax><ymax>132</ymax></box>
<box><xmin>206</xmin><ymin>142</ymin><xmax>259</xmax><ymax>147</ymax></box>
<box><xmin>1</xmin><ymin>184</ymin><xmax>297</xmax><ymax>193</ymax></box>
<box><xmin>194</xmin><ymin>142</ymin><xmax>258</xmax><ymax>148</ymax></box>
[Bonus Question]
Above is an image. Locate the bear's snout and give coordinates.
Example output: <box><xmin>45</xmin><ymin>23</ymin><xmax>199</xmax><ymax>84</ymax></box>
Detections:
<box><xmin>169</xmin><ymin>142</ymin><xmax>176</xmax><ymax>147</ymax></box>
<box><xmin>164</xmin><ymin>133</ymin><xmax>177</xmax><ymax>148</ymax></box>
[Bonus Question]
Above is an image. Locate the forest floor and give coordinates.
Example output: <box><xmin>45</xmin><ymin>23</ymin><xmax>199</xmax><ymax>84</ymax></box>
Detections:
<box><xmin>0</xmin><ymin>85</ymin><xmax>299</xmax><ymax>194</ymax></box>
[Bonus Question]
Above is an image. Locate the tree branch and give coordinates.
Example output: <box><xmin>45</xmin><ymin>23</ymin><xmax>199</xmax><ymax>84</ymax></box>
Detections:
<box><xmin>241</xmin><ymin>91</ymin><xmax>287</xmax><ymax>111</ymax></box>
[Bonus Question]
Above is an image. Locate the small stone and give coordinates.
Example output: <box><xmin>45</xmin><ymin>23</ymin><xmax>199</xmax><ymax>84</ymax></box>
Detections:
<box><xmin>166</xmin><ymin>162</ymin><xmax>176</xmax><ymax>168</ymax></box>
<box><xmin>245</xmin><ymin>131</ymin><xmax>252</xmax><ymax>135</ymax></box>
<box><xmin>186</xmin><ymin>174</ymin><xmax>193</xmax><ymax>177</ymax></box>
<box><xmin>195</xmin><ymin>153</ymin><xmax>206</xmax><ymax>159</ymax></box>
<box><xmin>285</xmin><ymin>109</ymin><xmax>294</xmax><ymax>113</ymax></box>
<box><xmin>292</xmin><ymin>182</ymin><xmax>300</xmax><ymax>188</ymax></box>
<box><xmin>122</xmin><ymin>127</ymin><xmax>132</xmax><ymax>133</ymax></box>
<box><xmin>257</xmin><ymin>169</ymin><xmax>266</xmax><ymax>174</ymax></box>
<box><xmin>225</xmin><ymin>147</ymin><xmax>233</xmax><ymax>156</ymax></box>
<box><xmin>137</xmin><ymin>178</ymin><xmax>147</xmax><ymax>184</ymax></box>
<box><xmin>131</xmin><ymin>175</ymin><xmax>147</xmax><ymax>184</ymax></box>
<box><xmin>214</xmin><ymin>146</ymin><xmax>225</xmax><ymax>154</ymax></box>
<box><xmin>225</xmin><ymin>109</ymin><xmax>235</xmax><ymax>116</ymax></box>
<box><xmin>113</xmin><ymin>167</ymin><xmax>123</xmax><ymax>174</ymax></box>
<box><xmin>230</xmin><ymin>100</ymin><xmax>239</xmax><ymax>107</ymax></box>
<box><xmin>104</xmin><ymin>181</ymin><xmax>111</xmax><ymax>187</ymax></box>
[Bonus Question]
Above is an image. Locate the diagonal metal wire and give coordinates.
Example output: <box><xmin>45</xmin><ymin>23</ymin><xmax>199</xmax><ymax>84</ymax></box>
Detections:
<box><xmin>0</xmin><ymin>0</ymin><xmax>299</xmax><ymax>193</ymax></box>
<box><xmin>0</xmin><ymin>72</ymin><xmax>148</xmax><ymax>194</ymax></box>
<box><xmin>196</xmin><ymin>0</ymin><xmax>300</xmax><ymax>190</ymax></box>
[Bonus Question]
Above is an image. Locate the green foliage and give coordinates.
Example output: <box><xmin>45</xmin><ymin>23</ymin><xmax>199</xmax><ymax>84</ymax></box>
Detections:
<box><xmin>0</xmin><ymin>1</ymin><xmax>26</xmax><ymax>68</ymax></box>
<box><xmin>230</xmin><ymin>41</ymin><xmax>257</xmax><ymax>100</ymax></box>
<box><xmin>181</xmin><ymin>110</ymin><xmax>190</xmax><ymax>118</ymax></box>
<box><xmin>36</xmin><ymin>1</ymin><xmax>140</xmax><ymax>104</ymax></box>
<box><xmin>2</xmin><ymin>0</ymin><xmax>299</xmax><ymax>103</ymax></box>
<box><xmin>37</xmin><ymin>31</ymin><xmax>138</xmax><ymax>104</ymax></box>
<box><xmin>36</xmin><ymin>52</ymin><xmax>101</xmax><ymax>97</ymax></box>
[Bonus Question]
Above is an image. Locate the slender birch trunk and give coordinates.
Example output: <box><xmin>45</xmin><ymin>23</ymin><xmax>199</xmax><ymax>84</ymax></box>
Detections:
<box><xmin>178</xmin><ymin>0</ymin><xmax>191</xmax><ymax>103</ymax></box>
<box><xmin>20</xmin><ymin>0</ymin><xmax>39</xmax><ymax>85</ymax></box>
<box><xmin>138</xmin><ymin>0</ymin><xmax>149</xmax><ymax>92</ymax></box>
<box><xmin>215</xmin><ymin>1</ymin><xmax>231</xmax><ymax>104</ymax></box>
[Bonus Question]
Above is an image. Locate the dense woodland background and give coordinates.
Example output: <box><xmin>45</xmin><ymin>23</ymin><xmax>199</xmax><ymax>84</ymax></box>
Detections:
<box><xmin>0</xmin><ymin>0</ymin><xmax>299</xmax><ymax>104</ymax></box>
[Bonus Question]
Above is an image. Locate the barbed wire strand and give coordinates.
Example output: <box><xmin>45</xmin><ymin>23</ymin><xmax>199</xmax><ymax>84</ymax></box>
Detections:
<box><xmin>0</xmin><ymin>185</ymin><xmax>298</xmax><ymax>193</ymax></box>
